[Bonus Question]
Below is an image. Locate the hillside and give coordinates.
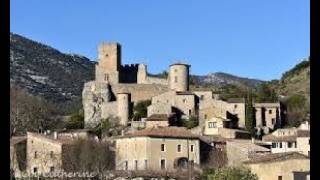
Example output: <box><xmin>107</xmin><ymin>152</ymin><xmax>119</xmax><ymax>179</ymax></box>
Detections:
<box><xmin>193</xmin><ymin>72</ymin><xmax>264</xmax><ymax>89</ymax></box>
<box><xmin>277</xmin><ymin>58</ymin><xmax>310</xmax><ymax>99</ymax></box>
<box><xmin>10</xmin><ymin>33</ymin><xmax>95</xmax><ymax>112</ymax></box>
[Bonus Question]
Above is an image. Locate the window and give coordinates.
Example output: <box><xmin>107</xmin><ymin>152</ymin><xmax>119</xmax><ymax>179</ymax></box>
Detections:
<box><xmin>269</xmin><ymin>110</ymin><xmax>272</xmax><ymax>114</ymax></box>
<box><xmin>50</xmin><ymin>151</ymin><xmax>54</xmax><ymax>158</ymax></box>
<box><xmin>174</xmin><ymin>76</ymin><xmax>178</xmax><ymax>83</ymax></box>
<box><xmin>134</xmin><ymin>160</ymin><xmax>138</xmax><ymax>170</ymax></box>
<box><xmin>278</xmin><ymin>176</ymin><xmax>282</xmax><ymax>180</ymax></box>
<box><xmin>272</xmin><ymin>118</ymin><xmax>275</xmax><ymax>124</ymax></box>
<box><xmin>272</xmin><ymin>143</ymin><xmax>276</xmax><ymax>148</ymax></box>
<box><xmin>124</xmin><ymin>161</ymin><xmax>128</xmax><ymax>170</ymax></box>
<box><xmin>161</xmin><ymin>144</ymin><xmax>165</xmax><ymax>152</ymax></box>
<box><xmin>34</xmin><ymin>151</ymin><xmax>38</xmax><ymax>159</ymax></box>
<box><xmin>234</xmin><ymin>104</ymin><xmax>237</xmax><ymax>108</ymax></box>
<box><xmin>183</xmin><ymin>99</ymin><xmax>186</xmax><ymax>103</ymax></box>
<box><xmin>288</xmin><ymin>142</ymin><xmax>293</xmax><ymax>148</ymax></box>
<box><xmin>294</xmin><ymin>142</ymin><xmax>297</xmax><ymax>148</ymax></box>
<box><xmin>174</xmin><ymin>69</ymin><xmax>178</xmax><ymax>72</ymax></box>
<box><xmin>104</xmin><ymin>74</ymin><xmax>108</xmax><ymax>81</ymax></box>
<box><xmin>33</xmin><ymin>167</ymin><xmax>38</xmax><ymax>173</ymax></box>
<box><xmin>50</xmin><ymin>166</ymin><xmax>54</xmax><ymax>172</ymax></box>
<box><xmin>208</xmin><ymin>122</ymin><xmax>216</xmax><ymax>128</ymax></box>
<box><xmin>160</xmin><ymin>159</ymin><xmax>166</xmax><ymax>170</ymax></box>
<box><xmin>144</xmin><ymin>160</ymin><xmax>148</xmax><ymax>170</ymax></box>
<box><xmin>177</xmin><ymin>145</ymin><xmax>182</xmax><ymax>152</ymax></box>
<box><xmin>279</xmin><ymin>142</ymin><xmax>282</xmax><ymax>148</ymax></box>
<box><xmin>204</xmin><ymin>114</ymin><xmax>207</xmax><ymax>119</ymax></box>
<box><xmin>190</xmin><ymin>145</ymin><xmax>194</xmax><ymax>152</ymax></box>
<box><xmin>189</xmin><ymin>109</ymin><xmax>191</xmax><ymax>116</ymax></box>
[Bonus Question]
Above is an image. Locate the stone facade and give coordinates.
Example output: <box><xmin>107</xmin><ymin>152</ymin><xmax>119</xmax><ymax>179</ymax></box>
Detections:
<box><xmin>83</xmin><ymin>41</ymin><xmax>283</xmax><ymax>133</ymax></box>
<box><xmin>168</xmin><ymin>63</ymin><xmax>190</xmax><ymax>92</ymax></box>
<box><xmin>115</xmin><ymin>127</ymin><xmax>200</xmax><ymax>171</ymax></box>
<box><xmin>244</xmin><ymin>152</ymin><xmax>310</xmax><ymax>180</ymax></box>
<box><xmin>254</xmin><ymin>103</ymin><xmax>281</xmax><ymax>133</ymax></box>
<box><xmin>262</xmin><ymin>123</ymin><xmax>310</xmax><ymax>156</ymax></box>
<box><xmin>26</xmin><ymin>130</ymin><xmax>96</xmax><ymax>175</ymax></box>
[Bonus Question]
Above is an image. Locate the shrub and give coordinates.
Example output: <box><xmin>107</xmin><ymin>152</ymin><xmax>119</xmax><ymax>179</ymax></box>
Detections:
<box><xmin>66</xmin><ymin>109</ymin><xmax>84</xmax><ymax>129</ymax></box>
<box><xmin>182</xmin><ymin>116</ymin><xmax>199</xmax><ymax>129</ymax></box>
<box><xmin>203</xmin><ymin>167</ymin><xmax>258</xmax><ymax>180</ymax></box>
<box><xmin>133</xmin><ymin>100</ymin><xmax>151</xmax><ymax>121</ymax></box>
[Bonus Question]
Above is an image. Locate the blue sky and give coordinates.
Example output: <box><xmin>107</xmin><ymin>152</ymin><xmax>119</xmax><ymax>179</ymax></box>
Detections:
<box><xmin>10</xmin><ymin>0</ymin><xmax>309</xmax><ymax>80</ymax></box>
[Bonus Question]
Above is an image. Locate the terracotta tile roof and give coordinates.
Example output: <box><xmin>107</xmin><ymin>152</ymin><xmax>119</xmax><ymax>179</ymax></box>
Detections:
<box><xmin>263</xmin><ymin>130</ymin><xmax>310</xmax><ymax>142</ymax></box>
<box><xmin>297</xmin><ymin>130</ymin><xmax>310</xmax><ymax>137</ymax></box>
<box><xmin>121</xmin><ymin>127</ymin><xmax>199</xmax><ymax>139</ymax></box>
<box><xmin>176</xmin><ymin>91</ymin><xmax>195</xmax><ymax>95</ymax></box>
<box><xmin>227</xmin><ymin>98</ymin><xmax>245</xmax><ymax>103</ymax></box>
<box><xmin>263</xmin><ymin>134</ymin><xmax>297</xmax><ymax>142</ymax></box>
<box><xmin>243</xmin><ymin>152</ymin><xmax>309</xmax><ymax>164</ymax></box>
<box><xmin>146</xmin><ymin>114</ymin><xmax>173</xmax><ymax>121</ymax></box>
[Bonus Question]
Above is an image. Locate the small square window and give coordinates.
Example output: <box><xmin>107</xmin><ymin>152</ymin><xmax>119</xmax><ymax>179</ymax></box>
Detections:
<box><xmin>269</xmin><ymin>110</ymin><xmax>272</xmax><ymax>114</ymax></box>
<box><xmin>161</xmin><ymin>144</ymin><xmax>165</xmax><ymax>152</ymax></box>
<box><xmin>278</xmin><ymin>176</ymin><xmax>282</xmax><ymax>180</ymax></box>
<box><xmin>50</xmin><ymin>166</ymin><xmax>54</xmax><ymax>172</ymax></box>
<box><xmin>33</xmin><ymin>167</ymin><xmax>38</xmax><ymax>173</ymax></box>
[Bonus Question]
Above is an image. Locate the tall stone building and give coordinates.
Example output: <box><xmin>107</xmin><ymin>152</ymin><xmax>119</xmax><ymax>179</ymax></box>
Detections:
<box><xmin>83</xmin><ymin>41</ymin><xmax>283</xmax><ymax>134</ymax></box>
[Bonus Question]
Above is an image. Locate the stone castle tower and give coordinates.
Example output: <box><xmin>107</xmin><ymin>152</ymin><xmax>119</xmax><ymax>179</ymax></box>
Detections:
<box><xmin>95</xmin><ymin>42</ymin><xmax>121</xmax><ymax>84</ymax></box>
<box><xmin>169</xmin><ymin>63</ymin><xmax>190</xmax><ymax>91</ymax></box>
<box><xmin>117</xmin><ymin>92</ymin><xmax>130</xmax><ymax>126</ymax></box>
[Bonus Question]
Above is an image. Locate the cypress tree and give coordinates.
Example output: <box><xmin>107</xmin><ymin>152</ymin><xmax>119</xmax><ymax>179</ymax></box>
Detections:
<box><xmin>245</xmin><ymin>90</ymin><xmax>255</xmax><ymax>137</ymax></box>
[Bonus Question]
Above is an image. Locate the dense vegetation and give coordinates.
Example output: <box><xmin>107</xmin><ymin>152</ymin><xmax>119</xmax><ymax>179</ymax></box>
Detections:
<box><xmin>202</xmin><ymin>167</ymin><xmax>258</xmax><ymax>180</ymax></box>
<box><xmin>133</xmin><ymin>100</ymin><xmax>152</xmax><ymax>121</ymax></box>
<box><xmin>10</xmin><ymin>86</ymin><xmax>62</xmax><ymax>136</ymax></box>
<box><xmin>281</xmin><ymin>57</ymin><xmax>310</xmax><ymax>81</ymax></box>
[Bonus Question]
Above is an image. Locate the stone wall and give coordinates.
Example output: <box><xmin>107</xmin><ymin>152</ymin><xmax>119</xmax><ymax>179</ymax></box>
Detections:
<box><xmin>26</xmin><ymin>133</ymin><xmax>63</xmax><ymax>174</ymax></box>
<box><xmin>116</xmin><ymin>137</ymin><xmax>200</xmax><ymax>171</ymax></box>
<box><xmin>246</xmin><ymin>159</ymin><xmax>310</xmax><ymax>180</ymax></box>
<box><xmin>111</xmin><ymin>84</ymin><xmax>170</xmax><ymax>104</ymax></box>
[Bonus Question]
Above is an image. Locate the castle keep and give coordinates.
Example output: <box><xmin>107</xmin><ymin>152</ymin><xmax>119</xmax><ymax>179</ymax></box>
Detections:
<box><xmin>83</xmin><ymin>42</ymin><xmax>282</xmax><ymax>135</ymax></box>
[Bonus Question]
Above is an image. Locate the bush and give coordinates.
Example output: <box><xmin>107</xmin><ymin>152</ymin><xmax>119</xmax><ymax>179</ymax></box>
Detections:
<box><xmin>182</xmin><ymin>116</ymin><xmax>199</xmax><ymax>129</ymax></box>
<box><xmin>203</xmin><ymin>167</ymin><xmax>258</xmax><ymax>180</ymax></box>
<box><xmin>66</xmin><ymin>109</ymin><xmax>84</xmax><ymax>129</ymax></box>
<box><xmin>283</xmin><ymin>94</ymin><xmax>308</xmax><ymax>127</ymax></box>
<box><xmin>133</xmin><ymin>100</ymin><xmax>151</xmax><ymax>121</ymax></box>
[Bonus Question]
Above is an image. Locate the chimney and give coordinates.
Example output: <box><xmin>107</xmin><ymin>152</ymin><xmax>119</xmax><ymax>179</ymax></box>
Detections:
<box><xmin>53</xmin><ymin>132</ymin><xmax>58</xmax><ymax>140</ymax></box>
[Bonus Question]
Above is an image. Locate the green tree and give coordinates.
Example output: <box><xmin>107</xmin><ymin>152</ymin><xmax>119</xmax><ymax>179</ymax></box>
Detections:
<box><xmin>92</xmin><ymin>117</ymin><xmax>122</xmax><ymax>138</ymax></box>
<box><xmin>65</xmin><ymin>109</ymin><xmax>84</xmax><ymax>129</ymax></box>
<box><xmin>283</xmin><ymin>94</ymin><xmax>308</xmax><ymax>127</ymax></box>
<box><xmin>204</xmin><ymin>167</ymin><xmax>258</xmax><ymax>180</ymax></box>
<box><xmin>245</xmin><ymin>90</ymin><xmax>255</xmax><ymax>136</ymax></box>
<box><xmin>255</xmin><ymin>83</ymin><xmax>278</xmax><ymax>103</ymax></box>
<box><xmin>181</xmin><ymin>116</ymin><xmax>199</xmax><ymax>129</ymax></box>
<box><xmin>133</xmin><ymin>100</ymin><xmax>151</xmax><ymax>121</ymax></box>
